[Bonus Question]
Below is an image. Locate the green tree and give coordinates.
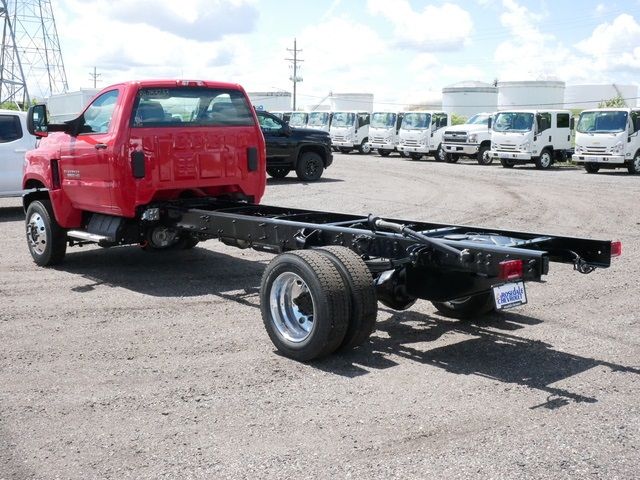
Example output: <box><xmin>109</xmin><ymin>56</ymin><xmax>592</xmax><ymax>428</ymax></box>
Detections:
<box><xmin>598</xmin><ymin>95</ymin><xmax>626</xmax><ymax>108</ymax></box>
<box><xmin>451</xmin><ymin>113</ymin><xmax>467</xmax><ymax>125</ymax></box>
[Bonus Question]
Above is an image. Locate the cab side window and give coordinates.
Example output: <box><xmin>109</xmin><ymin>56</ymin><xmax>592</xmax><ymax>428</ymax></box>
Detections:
<box><xmin>538</xmin><ymin>113</ymin><xmax>551</xmax><ymax>133</ymax></box>
<box><xmin>80</xmin><ymin>89</ymin><xmax>119</xmax><ymax>135</ymax></box>
<box><xmin>0</xmin><ymin>115</ymin><xmax>23</xmax><ymax>143</ymax></box>
<box><xmin>358</xmin><ymin>114</ymin><xmax>369</xmax><ymax>128</ymax></box>
<box><xmin>557</xmin><ymin>113</ymin><xmax>569</xmax><ymax>128</ymax></box>
<box><xmin>258</xmin><ymin>113</ymin><xmax>283</xmax><ymax>133</ymax></box>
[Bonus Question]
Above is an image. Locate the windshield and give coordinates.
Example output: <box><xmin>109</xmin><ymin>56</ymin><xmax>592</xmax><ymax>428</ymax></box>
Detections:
<box><xmin>308</xmin><ymin>112</ymin><xmax>329</xmax><ymax>127</ymax></box>
<box><xmin>493</xmin><ymin>112</ymin><xmax>534</xmax><ymax>132</ymax></box>
<box><xmin>402</xmin><ymin>113</ymin><xmax>430</xmax><ymax>130</ymax></box>
<box><xmin>332</xmin><ymin>112</ymin><xmax>355</xmax><ymax>128</ymax></box>
<box><xmin>289</xmin><ymin>112</ymin><xmax>308</xmax><ymax>127</ymax></box>
<box><xmin>371</xmin><ymin>112</ymin><xmax>396</xmax><ymax>128</ymax></box>
<box><xmin>130</xmin><ymin>87</ymin><xmax>255</xmax><ymax>127</ymax></box>
<box><xmin>577</xmin><ymin>111</ymin><xmax>628</xmax><ymax>134</ymax></box>
<box><xmin>467</xmin><ymin>113</ymin><xmax>491</xmax><ymax>125</ymax></box>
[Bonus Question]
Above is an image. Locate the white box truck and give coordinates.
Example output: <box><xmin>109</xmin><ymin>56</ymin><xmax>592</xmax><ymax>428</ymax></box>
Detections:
<box><xmin>368</xmin><ymin>112</ymin><xmax>404</xmax><ymax>156</ymax></box>
<box><xmin>46</xmin><ymin>89</ymin><xmax>100</xmax><ymax>123</ymax></box>
<box><xmin>397</xmin><ymin>111</ymin><xmax>450</xmax><ymax>161</ymax></box>
<box><xmin>330</xmin><ymin>111</ymin><xmax>371</xmax><ymax>154</ymax></box>
<box><xmin>442</xmin><ymin>112</ymin><xmax>494</xmax><ymax>165</ymax></box>
<box><xmin>488</xmin><ymin>110</ymin><xmax>574</xmax><ymax>169</ymax></box>
<box><xmin>572</xmin><ymin>108</ymin><xmax>640</xmax><ymax>174</ymax></box>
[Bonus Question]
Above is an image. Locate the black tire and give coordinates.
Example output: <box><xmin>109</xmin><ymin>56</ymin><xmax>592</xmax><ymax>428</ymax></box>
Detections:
<box><xmin>178</xmin><ymin>234</ymin><xmax>200</xmax><ymax>249</ymax></box>
<box><xmin>535</xmin><ymin>149</ymin><xmax>553</xmax><ymax>170</ymax></box>
<box><xmin>399</xmin><ymin>151</ymin><xmax>408</xmax><ymax>158</ymax></box>
<box><xmin>296</xmin><ymin>151</ymin><xmax>324</xmax><ymax>181</ymax></box>
<box><xmin>267</xmin><ymin>167</ymin><xmax>290</xmax><ymax>178</ymax></box>
<box><xmin>339</xmin><ymin>147</ymin><xmax>351</xmax><ymax>154</ymax></box>
<box><xmin>357</xmin><ymin>139</ymin><xmax>371</xmax><ymax>154</ymax></box>
<box><xmin>378</xmin><ymin>149</ymin><xmax>391</xmax><ymax>157</ymax></box>
<box><xmin>316</xmin><ymin>247</ymin><xmax>377</xmax><ymax>351</ymax></box>
<box><xmin>445</xmin><ymin>153</ymin><xmax>459</xmax><ymax>163</ymax></box>
<box><xmin>431</xmin><ymin>292</ymin><xmax>495</xmax><ymax>320</ymax></box>
<box><xmin>260</xmin><ymin>250</ymin><xmax>350</xmax><ymax>361</ymax></box>
<box><xmin>500</xmin><ymin>158</ymin><xmax>515</xmax><ymax>168</ymax></box>
<box><xmin>435</xmin><ymin>144</ymin><xmax>446</xmax><ymax>162</ymax></box>
<box><xmin>628</xmin><ymin>152</ymin><xmax>640</xmax><ymax>174</ymax></box>
<box><xmin>25</xmin><ymin>199</ymin><xmax>67</xmax><ymax>266</ymax></box>
<box><xmin>409</xmin><ymin>153</ymin><xmax>422</xmax><ymax>160</ymax></box>
<box><xmin>584</xmin><ymin>163</ymin><xmax>600</xmax><ymax>174</ymax></box>
<box><xmin>477</xmin><ymin>145</ymin><xmax>492</xmax><ymax>165</ymax></box>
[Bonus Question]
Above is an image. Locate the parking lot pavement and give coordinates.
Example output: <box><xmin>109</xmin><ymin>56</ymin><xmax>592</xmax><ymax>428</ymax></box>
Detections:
<box><xmin>1</xmin><ymin>154</ymin><xmax>639</xmax><ymax>479</ymax></box>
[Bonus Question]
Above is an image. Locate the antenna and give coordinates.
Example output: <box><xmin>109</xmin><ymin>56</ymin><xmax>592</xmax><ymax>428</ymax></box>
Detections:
<box><xmin>0</xmin><ymin>0</ymin><xmax>68</xmax><ymax>107</ymax></box>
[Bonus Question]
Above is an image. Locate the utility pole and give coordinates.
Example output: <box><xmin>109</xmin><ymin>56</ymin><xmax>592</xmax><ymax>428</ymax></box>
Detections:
<box><xmin>89</xmin><ymin>66</ymin><xmax>101</xmax><ymax>88</ymax></box>
<box><xmin>286</xmin><ymin>38</ymin><xmax>303</xmax><ymax>110</ymax></box>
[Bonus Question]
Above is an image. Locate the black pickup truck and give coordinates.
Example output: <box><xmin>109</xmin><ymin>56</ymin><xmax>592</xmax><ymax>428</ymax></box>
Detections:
<box><xmin>257</xmin><ymin>110</ymin><xmax>333</xmax><ymax>181</ymax></box>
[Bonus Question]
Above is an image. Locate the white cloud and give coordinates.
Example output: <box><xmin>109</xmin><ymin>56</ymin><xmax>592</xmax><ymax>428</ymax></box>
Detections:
<box><xmin>367</xmin><ymin>0</ymin><xmax>473</xmax><ymax>51</ymax></box>
<box><xmin>575</xmin><ymin>14</ymin><xmax>640</xmax><ymax>72</ymax></box>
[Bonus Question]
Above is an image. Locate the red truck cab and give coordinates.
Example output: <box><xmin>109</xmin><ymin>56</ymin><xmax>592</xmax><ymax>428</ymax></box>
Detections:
<box><xmin>23</xmin><ymin>80</ymin><xmax>266</xmax><ymax>265</ymax></box>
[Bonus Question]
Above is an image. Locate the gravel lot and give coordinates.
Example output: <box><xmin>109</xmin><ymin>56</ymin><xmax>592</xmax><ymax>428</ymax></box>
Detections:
<box><xmin>1</xmin><ymin>154</ymin><xmax>639</xmax><ymax>479</ymax></box>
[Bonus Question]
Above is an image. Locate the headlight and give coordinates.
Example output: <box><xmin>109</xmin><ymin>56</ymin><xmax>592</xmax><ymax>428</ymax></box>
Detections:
<box><xmin>611</xmin><ymin>141</ymin><xmax>623</xmax><ymax>154</ymax></box>
<box><xmin>520</xmin><ymin>142</ymin><xmax>530</xmax><ymax>151</ymax></box>
<box><xmin>468</xmin><ymin>133</ymin><xmax>477</xmax><ymax>143</ymax></box>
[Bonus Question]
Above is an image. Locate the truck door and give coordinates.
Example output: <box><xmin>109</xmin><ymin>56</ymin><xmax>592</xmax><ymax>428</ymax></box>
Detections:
<box><xmin>258</xmin><ymin>112</ymin><xmax>292</xmax><ymax>162</ymax></box>
<box><xmin>535</xmin><ymin>112</ymin><xmax>551</xmax><ymax>151</ymax></box>
<box><xmin>0</xmin><ymin>113</ymin><xmax>32</xmax><ymax>194</ymax></box>
<box><xmin>58</xmin><ymin>89</ymin><xmax>120</xmax><ymax>213</ymax></box>
<box><xmin>556</xmin><ymin>112</ymin><xmax>571</xmax><ymax>149</ymax></box>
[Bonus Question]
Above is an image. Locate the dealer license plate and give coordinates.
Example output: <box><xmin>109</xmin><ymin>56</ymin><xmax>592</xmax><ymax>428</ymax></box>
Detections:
<box><xmin>493</xmin><ymin>282</ymin><xmax>527</xmax><ymax>310</ymax></box>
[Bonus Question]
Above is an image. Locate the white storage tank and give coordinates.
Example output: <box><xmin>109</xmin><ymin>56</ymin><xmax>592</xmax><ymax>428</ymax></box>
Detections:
<box><xmin>329</xmin><ymin>93</ymin><xmax>374</xmax><ymax>112</ymax></box>
<box><xmin>497</xmin><ymin>80</ymin><xmax>565</xmax><ymax>110</ymax></box>
<box><xmin>442</xmin><ymin>81</ymin><xmax>497</xmax><ymax>118</ymax></box>
<box><xmin>564</xmin><ymin>84</ymin><xmax>638</xmax><ymax>110</ymax></box>
<box><xmin>248</xmin><ymin>91</ymin><xmax>292</xmax><ymax>112</ymax></box>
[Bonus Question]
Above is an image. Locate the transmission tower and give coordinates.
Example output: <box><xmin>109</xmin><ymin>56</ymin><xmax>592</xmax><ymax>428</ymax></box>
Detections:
<box><xmin>0</xmin><ymin>0</ymin><xmax>68</xmax><ymax>107</ymax></box>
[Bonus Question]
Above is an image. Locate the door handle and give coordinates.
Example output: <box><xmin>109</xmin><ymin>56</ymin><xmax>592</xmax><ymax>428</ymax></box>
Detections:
<box><xmin>95</xmin><ymin>143</ymin><xmax>108</xmax><ymax>150</ymax></box>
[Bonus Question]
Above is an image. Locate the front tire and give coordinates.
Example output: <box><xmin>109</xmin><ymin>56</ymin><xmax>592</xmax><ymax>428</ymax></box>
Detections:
<box><xmin>357</xmin><ymin>139</ymin><xmax>371</xmax><ymax>154</ymax></box>
<box><xmin>296</xmin><ymin>152</ymin><xmax>324</xmax><ymax>181</ymax></box>
<box><xmin>584</xmin><ymin>163</ymin><xmax>600</xmax><ymax>174</ymax></box>
<box><xmin>378</xmin><ymin>149</ymin><xmax>391</xmax><ymax>157</ymax></box>
<box><xmin>26</xmin><ymin>200</ymin><xmax>67</xmax><ymax>266</ymax></box>
<box><xmin>432</xmin><ymin>292</ymin><xmax>494</xmax><ymax>320</ymax></box>
<box><xmin>477</xmin><ymin>145</ymin><xmax>492</xmax><ymax>165</ymax></box>
<box><xmin>628</xmin><ymin>152</ymin><xmax>640</xmax><ymax>174</ymax></box>
<box><xmin>260</xmin><ymin>250</ymin><xmax>350</xmax><ymax>361</ymax></box>
<box><xmin>500</xmin><ymin>158</ymin><xmax>515</xmax><ymax>168</ymax></box>
<box><xmin>535</xmin><ymin>149</ymin><xmax>553</xmax><ymax>170</ymax></box>
<box><xmin>445</xmin><ymin>153</ymin><xmax>459</xmax><ymax>163</ymax></box>
<box><xmin>435</xmin><ymin>144</ymin><xmax>446</xmax><ymax>162</ymax></box>
<box><xmin>267</xmin><ymin>167</ymin><xmax>290</xmax><ymax>178</ymax></box>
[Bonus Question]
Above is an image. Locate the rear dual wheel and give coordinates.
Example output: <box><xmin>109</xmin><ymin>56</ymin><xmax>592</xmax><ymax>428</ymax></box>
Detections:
<box><xmin>260</xmin><ymin>248</ymin><xmax>377</xmax><ymax>361</ymax></box>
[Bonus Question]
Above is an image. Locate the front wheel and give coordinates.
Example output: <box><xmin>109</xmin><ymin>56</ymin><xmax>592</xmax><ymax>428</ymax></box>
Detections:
<box><xmin>435</xmin><ymin>145</ymin><xmax>446</xmax><ymax>162</ymax></box>
<box><xmin>260</xmin><ymin>250</ymin><xmax>350</xmax><ymax>361</ymax></box>
<box><xmin>267</xmin><ymin>166</ymin><xmax>290</xmax><ymax>178</ymax></box>
<box><xmin>26</xmin><ymin>200</ymin><xmax>67</xmax><ymax>266</ymax></box>
<box><xmin>628</xmin><ymin>152</ymin><xmax>640</xmax><ymax>174</ymax></box>
<box><xmin>378</xmin><ymin>149</ymin><xmax>391</xmax><ymax>157</ymax></box>
<box><xmin>357</xmin><ymin>139</ymin><xmax>371</xmax><ymax>154</ymax></box>
<box><xmin>399</xmin><ymin>151</ymin><xmax>408</xmax><ymax>158</ymax></box>
<box><xmin>584</xmin><ymin>163</ymin><xmax>600</xmax><ymax>174</ymax></box>
<box><xmin>296</xmin><ymin>152</ymin><xmax>324</xmax><ymax>181</ymax></box>
<box><xmin>445</xmin><ymin>153</ymin><xmax>459</xmax><ymax>163</ymax></box>
<box><xmin>431</xmin><ymin>292</ymin><xmax>495</xmax><ymax>320</ymax></box>
<box><xmin>500</xmin><ymin>158</ymin><xmax>515</xmax><ymax>168</ymax></box>
<box><xmin>409</xmin><ymin>153</ymin><xmax>422</xmax><ymax>161</ymax></box>
<box><xmin>477</xmin><ymin>145</ymin><xmax>492</xmax><ymax>165</ymax></box>
<box><xmin>535</xmin><ymin>149</ymin><xmax>553</xmax><ymax>170</ymax></box>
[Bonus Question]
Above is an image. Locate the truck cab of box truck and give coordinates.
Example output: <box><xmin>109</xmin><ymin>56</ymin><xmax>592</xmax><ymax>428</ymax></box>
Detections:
<box><xmin>305</xmin><ymin>111</ymin><xmax>332</xmax><ymax>132</ymax></box>
<box><xmin>368</xmin><ymin>112</ymin><xmax>404</xmax><ymax>156</ymax></box>
<box><xmin>442</xmin><ymin>112</ymin><xmax>494</xmax><ymax>165</ymax></box>
<box><xmin>0</xmin><ymin>110</ymin><xmax>37</xmax><ymax>197</ymax></box>
<box><xmin>329</xmin><ymin>111</ymin><xmax>371</xmax><ymax>154</ymax></box>
<box><xmin>488</xmin><ymin>110</ymin><xmax>573</xmax><ymax>169</ymax></box>
<box><xmin>288</xmin><ymin>112</ymin><xmax>308</xmax><ymax>128</ymax></box>
<box><xmin>397</xmin><ymin>111</ymin><xmax>449</xmax><ymax>161</ymax></box>
<box><xmin>572</xmin><ymin>108</ymin><xmax>640</xmax><ymax>174</ymax></box>
<box><xmin>22</xmin><ymin>80</ymin><xmax>266</xmax><ymax>260</ymax></box>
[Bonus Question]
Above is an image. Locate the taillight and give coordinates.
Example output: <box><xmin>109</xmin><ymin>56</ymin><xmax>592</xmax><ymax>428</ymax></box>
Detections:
<box><xmin>499</xmin><ymin>259</ymin><xmax>523</xmax><ymax>280</ymax></box>
<box><xmin>611</xmin><ymin>240</ymin><xmax>622</xmax><ymax>258</ymax></box>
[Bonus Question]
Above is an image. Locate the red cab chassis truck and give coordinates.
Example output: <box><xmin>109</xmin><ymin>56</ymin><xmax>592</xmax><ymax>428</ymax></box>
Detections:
<box><xmin>22</xmin><ymin>80</ymin><xmax>621</xmax><ymax>361</ymax></box>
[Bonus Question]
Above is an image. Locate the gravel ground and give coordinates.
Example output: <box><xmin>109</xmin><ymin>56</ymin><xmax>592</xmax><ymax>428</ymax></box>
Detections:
<box><xmin>1</xmin><ymin>154</ymin><xmax>638</xmax><ymax>479</ymax></box>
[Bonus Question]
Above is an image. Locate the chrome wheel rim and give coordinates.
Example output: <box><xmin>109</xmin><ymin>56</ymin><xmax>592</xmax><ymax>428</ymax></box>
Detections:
<box><xmin>27</xmin><ymin>212</ymin><xmax>47</xmax><ymax>255</ymax></box>
<box><xmin>361</xmin><ymin>142</ymin><xmax>371</xmax><ymax>154</ymax></box>
<box><xmin>269</xmin><ymin>272</ymin><xmax>315</xmax><ymax>343</ymax></box>
<box><xmin>540</xmin><ymin>152</ymin><xmax>551</xmax><ymax>168</ymax></box>
<box><xmin>438</xmin><ymin>148</ymin><xmax>445</xmax><ymax>161</ymax></box>
<box><xmin>634</xmin><ymin>156</ymin><xmax>640</xmax><ymax>172</ymax></box>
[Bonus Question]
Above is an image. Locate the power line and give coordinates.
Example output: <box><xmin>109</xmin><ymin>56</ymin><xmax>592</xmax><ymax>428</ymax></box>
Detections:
<box><xmin>285</xmin><ymin>38</ymin><xmax>303</xmax><ymax>110</ymax></box>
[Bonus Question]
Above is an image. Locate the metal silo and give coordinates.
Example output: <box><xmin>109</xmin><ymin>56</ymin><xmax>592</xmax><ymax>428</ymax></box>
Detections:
<box><xmin>442</xmin><ymin>81</ymin><xmax>497</xmax><ymax>118</ymax></box>
<box><xmin>497</xmin><ymin>81</ymin><xmax>565</xmax><ymax>110</ymax></box>
<box><xmin>564</xmin><ymin>84</ymin><xmax>638</xmax><ymax>110</ymax></box>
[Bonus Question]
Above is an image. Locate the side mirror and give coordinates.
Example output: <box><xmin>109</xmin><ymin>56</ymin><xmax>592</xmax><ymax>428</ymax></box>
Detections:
<box><xmin>635</xmin><ymin>118</ymin><xmax>640</xmax><ymax>133</ymax></box>
<box><xmin>487</xmin><ymin>117</ymin><xmax>492</xmax><ymax>130</ymax></box>
<box><xmin>282</xmin><ymin>123</ymin><xmax>292</xmax><ymax>136</ymax></box>
<box><xmin>570</xmin><ymin>117</ymin><xmax>575</xmax><ymax>130</ymax></box>
<box><xmin>27</xmin><ymin>104</ymin><xmax>49</xmax><ymax>137</ymax></box>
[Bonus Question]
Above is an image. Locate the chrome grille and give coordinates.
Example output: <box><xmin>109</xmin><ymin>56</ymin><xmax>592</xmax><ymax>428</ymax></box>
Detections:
<box><xmin>404</xmin><ymin>139</ymin><xmax>418</xmax><ymax>146</ymax></box>
<box><xmin>443</xmin><ymin>131</ymin><xmax>468</xmax><ymax>143</ymax></box>
<box><xmin>496</xmin><ymin>143</ymin><xmax>517</xmax><ymax>151</ymax></box>
<box><xmin>585</xmin><ymin>146</ymin><xmax>607</xmax><ymax>154</ymax></box>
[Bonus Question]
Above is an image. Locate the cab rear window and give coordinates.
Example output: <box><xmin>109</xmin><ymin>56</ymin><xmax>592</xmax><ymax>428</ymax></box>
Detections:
<box><xmin>131</xmin><ymin>87</ymin><xmax>255</xmax><ymax>127</ymax></box>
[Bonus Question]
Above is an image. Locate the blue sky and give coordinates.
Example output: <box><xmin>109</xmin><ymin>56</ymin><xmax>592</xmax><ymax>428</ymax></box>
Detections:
<box><xmin>54</xmin><ymin>0</ymin><xmax>640</xmax><ymax>108</ymax></box>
